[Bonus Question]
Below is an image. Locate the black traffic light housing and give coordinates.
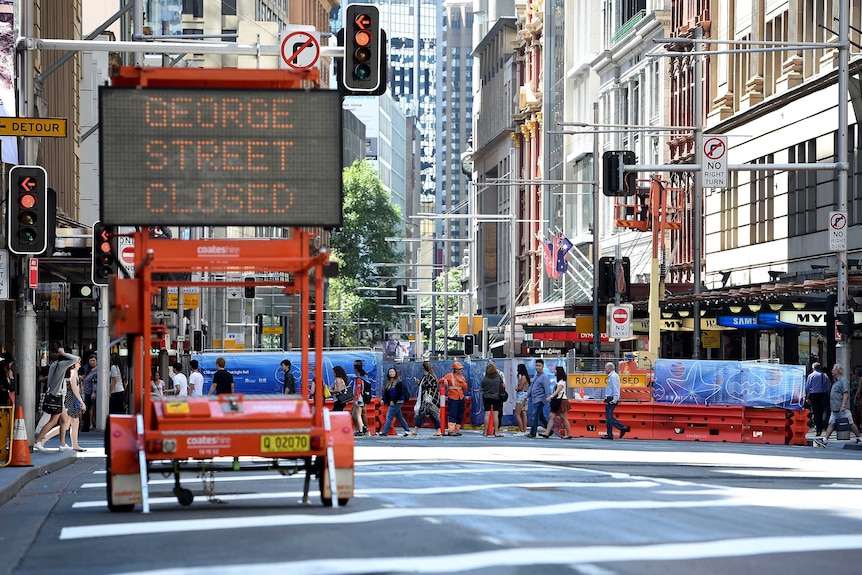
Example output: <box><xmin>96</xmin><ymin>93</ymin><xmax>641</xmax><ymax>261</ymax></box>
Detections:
<box><xmin>464</xmin><ymin>334</ymin><xmax>475</xmax><ymax>356</ymax></box>
<box><xmin>91</xmin><ymin>221</ymin><xmax>118</xmax><ymax>285</ymax></box>
<box><xmin>7</xmin><ymin>165</ymin><xmax>49</xmax><ymax>255</ymax></box>
<box><xmin>71</xmin><ymin>284</ymin><xmax>96</xmax><ymax>299</ymax></box>
<box><xmin>396</xmin><ymin>285</ymin><xmax>407</xmax><ymax>306</ymax></box>
<box><xmin>192</xmin><ymin>329</ymin><xmax>205</xmax><ymax>352</ymax></box>
<box><xmin>602</xmin><ymin>150</ymin><xmax>637</xmax><ymax>196</ymax></box>
<box><xmin>340</xmin><ymin>4</ymin><xmax>387</xmax><ymax>95</ymax></box>
<box><xmin>244</xmin><ymin>277</ymin><xmax>256</xmax><ymax>299</ymax></box>
<box><xmin>838</xmin><ymin>310</ymin><xmax>855</xmax><ymax>339</ymax></box>
<box><xmin>598</xmin><ymin>256</ymin><xmax>631</xmax><ymax>303</ymax></box>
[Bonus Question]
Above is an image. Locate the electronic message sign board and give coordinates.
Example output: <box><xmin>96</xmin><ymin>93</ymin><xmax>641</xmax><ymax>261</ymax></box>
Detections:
<box><xmin>99</xmin><ymin>87</ymin><xmax>343</xmax><ymax>227</ymax></box>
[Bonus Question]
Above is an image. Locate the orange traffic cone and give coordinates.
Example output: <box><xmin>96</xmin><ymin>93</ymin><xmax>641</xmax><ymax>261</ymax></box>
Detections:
<box><xmin>9</xmin><ymin>406</ymin><xmax>33</xmax><ymax>467</ymax></box>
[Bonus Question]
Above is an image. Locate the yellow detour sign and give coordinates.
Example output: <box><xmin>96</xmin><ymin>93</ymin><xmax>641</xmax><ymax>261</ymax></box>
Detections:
<box><xmin>166</xmin><ymin>288</ymin><xmax>201</xmax><ymax>310</ymax></box>
<box><xmin>701</xmin><ymin>331</ymin><xmax>721</xmax><ymax>348</ymax></box>
<box><xmin>262</xmin><ymin>326</ymin><xmax>283</xmax><ymax>335</ymax></box>
<box><xmin>0</xmin><ymin>118</ymin><xmax>67</xmax><ymax>137</ymax></box>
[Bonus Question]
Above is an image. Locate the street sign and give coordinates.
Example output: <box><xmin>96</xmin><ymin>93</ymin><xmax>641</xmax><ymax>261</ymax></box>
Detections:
<box><xmin>0</xmin><ymin>118</ymin><xmax>67</xmax><ymax>137</ymax></box>
<box><xmin>607</xmin><ymin>304</ymin><xmax>633</xmax><ymax>340</ymax></box>
<box><xmin>702</xmin><ymin>135</ymin><xmax>728</xmax><ymax>188</ymax></box>
<box><xmin>0</xmin><ymin>250</ymin><xmax>8</xmax><ymax>300</ymax></box>
<box><xmin>28</xmin><ymin>258</ymin><xmax>38</xmax><ymax>289</ymax></box>
<box><xmin>117</xmin><ymin>236</ymin><xmax>135</xmax><ymax>278</ymax></box>
<box><xmin>279</xmin><ymin>29</ymin><xmax>321</xmax><ymax>70</ymax></box>
<box><xmin>829</xmin><ymin>210</ymin><xmax>848</xmax><ymax>250</ymax></box>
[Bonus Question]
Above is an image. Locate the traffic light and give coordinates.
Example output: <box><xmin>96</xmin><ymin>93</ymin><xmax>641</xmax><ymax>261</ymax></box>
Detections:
<box><xmin>598</xmin><ymin>256</ymin><xmax>631</xmax><ymax>303</ymax></box>
<box><xmin>71</xmin><ymin>284</ymin><xmax>96</xmax><ymax>299</ymax></box>
<box><xmin>602</xmin><ymin>150</ymin><xmax>637</xmax><ymax>196</ymax></box>
<box><xmin>244</xmin><ymin>277</ymin><xmax>255</xmax><ymax>299</ymax></box>
<box><xmin>91</xmin><ymin>221</ymin><xmax>118</xmax><ymax>285</ymax></box>
<box><xmin>464</xmin><ymin>334</ymin><xmax>474</xmax><ymax>356</ymax></box>
<box><xmin>341</xmin><ymin>4</ymin><xmax>386</xmax><ymax>95</ymax></box>
<box><xmin>193</xmin><ymin>329</ymin><xmax>204</xmax><ymax>352</ymax></box>
<box><xmin>396</xmin><ymin>285</ymin><xmax>406</xmax><ymax>305</ymax></box>
<box><xmin>838</xmin><ymin>311</ymin><xmax>855</xmax><ymax>339</ymax></box>
<box><xmin>7</xmin><ymin>165</ymin><xmax>48</xmax><ymax>255</ymax></box>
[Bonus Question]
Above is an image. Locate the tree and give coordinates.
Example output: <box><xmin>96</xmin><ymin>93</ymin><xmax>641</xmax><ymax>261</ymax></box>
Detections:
<box><xmin>328</xmin><ymin>161</ymin><xmax>404</xmax><ymax>346</ymax></box>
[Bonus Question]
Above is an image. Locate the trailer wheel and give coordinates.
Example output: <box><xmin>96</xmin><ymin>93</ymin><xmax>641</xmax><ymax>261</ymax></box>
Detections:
<box><xmin>105</xmin><ymin>420</ymin><xmax>135</xmax><ymax>513</ymax></box>
<box><xmin>315</xmin><ymin>457</ymin><xmax>349</xmax><ymax>507</ymax></box>
<box><xmin>174</xmin><ymin>486</ymin><xmax>194</xmax><ymax>506</ymax></box>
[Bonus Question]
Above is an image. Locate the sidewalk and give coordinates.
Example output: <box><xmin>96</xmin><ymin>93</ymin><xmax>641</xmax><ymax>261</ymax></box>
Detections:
<box><xmin>0</xmin><ymin>432</ymin><xmax>104</xmax><ymax>508</ymax></box>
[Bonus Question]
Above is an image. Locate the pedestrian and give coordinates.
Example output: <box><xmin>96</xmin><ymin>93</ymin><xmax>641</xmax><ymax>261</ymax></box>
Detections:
<box><xmin>331</xmin><ymin>365</ymin><xmax>350</xmax><ymax>411</ymax></box>
<box><xmin>439</xmin><ymin>361</ymin><xmax>469</xmax><ymax>436</ymax></box>
<box><xmin>351</xmin><ymin>359</ymin><xmax>371</xmax><ymax>436</ymax></box>
<box><xmin>804</xmin><ymin>362</ymin><xmax>831</xmax><ymax>436</ymax></box>
<box><xmin>0</xmin><ymin>354</ymin><xmax>14</xmax><ymax>406</ymax></box>
<box><xmin>61</xmin><ymin>360</ymin><xmax>87</xmax><ymax>452</ymax></box>
<box><xmin>169</xmin><ymin>362</ymin><xmax>189</xmax><ymax>396</ymax></box>
<box><xmin>409</xmin><ymin>361</ymin><xmax>442</xmax><ymax>438</ymax></box>
<box><xmin>514</xmin><ymin>363</ymin><xmax>530</xmax><ymax>436</ymax></box>
<box><xmin>378</xmin><ymin>367</ymin><xmax>411</xmax><ymax>436</ymax></box>
<box><xmin>33</xmin><ymin>348</ymin><xmax>80</xmax><ymax>452</ymax></box>
<box><xmin>480</xmin><ymin>361</ymin><xmax>505</xmax><ymax>437</ymax></box>
<box><xmin>814</xmin><ymin>364</ymin><xmax>862</xmax><ymax>447</ymax></box>
<box><xmin>80</xmin><ymin>354</ymin><xmax>98</xmax><ymax>432</ymax></box>
<box><xmin>281</xmin><ymin>359</ymin><xmax>297</xmax><ymax>394</ymax></box>
<box><xmin>152</xmin><ymin>369</ymin><xmax>166</xmax><ymax>396</ymax></box>
<box><xmin>188</xmin><ymin>359</ymin><xmax>204</xmax><ymax>397</ymax></box>
<box><xmin>602</xmin><ymin>361</ymin><xmax>631</xmax><ymax>440</ymax></box>
<box><xmin>108</xmin><ymin>353</ymin><xmax>126</xmax><ymax>413</ymax></box>
<box><xmin>207</xmin><ymin>357</ymin><xmax>234</xmax><ymax>395</ymax></box>
<box><xmin>527</xmin><ymin>358</ymin><xmax>552</xmax><ymax>438</ymax></box>
<box><xmin>853</xmin><ymin>366</ymin><xmax>862</xmax><ymax>429</ymax></box>
<box><xmin>542</xmin><ymin>365</ymin><xmax>573</xmax><ymax>438</ymax></box>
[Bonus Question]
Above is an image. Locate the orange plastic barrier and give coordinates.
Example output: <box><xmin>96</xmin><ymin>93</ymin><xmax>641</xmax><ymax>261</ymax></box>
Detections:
<box><xmin>619</xmin><ymin>387</ymin><xmax>654</xmax><ymax>403</ymax></box>
<box><xmin>742</xmin><ymin>407</ymin><xmax>791</xmax><ymax>444</ymax></box>
<box><xmin>652</xmin><ymin>404</ymin><xmax>744</xmax><ymax>442</ymax></box>
<box><xmin>787</xmin><ymin>409</ymin><xmax>811</xmax><ymax>446</ymax></box>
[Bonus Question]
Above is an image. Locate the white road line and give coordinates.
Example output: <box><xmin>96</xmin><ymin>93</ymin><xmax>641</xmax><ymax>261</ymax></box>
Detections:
<box><xmin>61</xmin><ymin>498</ymin><xmax>743</xmax><ymax>540</ymax></box>
<box><xmin>71</xmin><ymin>481</ymin><xmax>661</xmax><ymax>509</ymax></box>
<box><xmin>112</xmin><ymin>535</ymin><xmax>862</xmax><ymax>575</ymax></box>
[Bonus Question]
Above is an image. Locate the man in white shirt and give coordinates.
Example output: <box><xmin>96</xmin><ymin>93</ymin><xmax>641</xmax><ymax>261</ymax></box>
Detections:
<box><xmin>170</xmin><ymin>363</ymin><xmax>188</xmax><ymax>396</ymax></box>
<box><xmin>188</xmin><ymin>359</ymin><xmax>204</xmax><ymax>397</ymax></box>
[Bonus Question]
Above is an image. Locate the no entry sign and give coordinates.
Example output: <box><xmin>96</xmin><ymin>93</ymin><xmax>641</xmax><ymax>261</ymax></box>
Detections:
<box><xmin>607</xmin><ymin>304</ymin><xmax>633</xmax><ymax>340</ymax></box>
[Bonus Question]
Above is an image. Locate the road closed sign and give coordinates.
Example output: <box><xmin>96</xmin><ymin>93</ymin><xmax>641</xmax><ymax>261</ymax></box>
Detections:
<box><xmin>702</xmin><ymin>135</ymin><xmax>728</xmax><ymax>188</ymax></box>
<box><xmin>607</xmin><ymin>304</ymin><xmax>633</xmax><ymax>340</ymax></box>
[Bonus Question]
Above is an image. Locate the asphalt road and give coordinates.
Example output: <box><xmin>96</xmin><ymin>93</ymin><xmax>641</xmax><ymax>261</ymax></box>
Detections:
<box><xmin>1</xmin><ymin>432</ymin><xmax>861</xmax><ymax>575</ymax></box>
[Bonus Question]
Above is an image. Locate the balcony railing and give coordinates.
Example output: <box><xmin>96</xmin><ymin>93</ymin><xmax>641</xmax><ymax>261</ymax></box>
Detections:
<box><xmin>611</xmin><ymin>10</ymin><xmax>646</xmax><ymax>46</ymax></box>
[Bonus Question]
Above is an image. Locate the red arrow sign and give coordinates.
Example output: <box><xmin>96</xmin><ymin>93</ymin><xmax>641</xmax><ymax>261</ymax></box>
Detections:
<box><xmin>19</xmin><ymin>177</ymin><xmax>36</xmax><ymax>192</ymax></box>
<box><xmin>355</xmin><ymin>13</ymin><xmax>372</xmax><ymax>29</ymax></box>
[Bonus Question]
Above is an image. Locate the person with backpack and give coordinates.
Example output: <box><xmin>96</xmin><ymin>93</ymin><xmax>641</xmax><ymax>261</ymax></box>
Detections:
<box><xmin>805</xmin><ymin>362</ymin><xmax>831</xmax><ymax>437</ymax></box>
<box><xmin>351</xmin><ymin>359</ymin><xmax>371</xmax><ymax>437</ymax></box>
<box><xmin>378</xmin><ymin>367</ymin><xmax>411</xmax><ymax>436</ymax></box>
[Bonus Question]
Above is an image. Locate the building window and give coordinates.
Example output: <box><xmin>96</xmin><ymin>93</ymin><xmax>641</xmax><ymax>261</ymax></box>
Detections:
<box><xmin>222</xmin><ymin>0</ymin><xmax>237</xmax><ymax>16</ymax></box>
<box><xmin>183</xmin><ymin>0</ymin><xmax>204</xmax><ymax>18</ymax></box>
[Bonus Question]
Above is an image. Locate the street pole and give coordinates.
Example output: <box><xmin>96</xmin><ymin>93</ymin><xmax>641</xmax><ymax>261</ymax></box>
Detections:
<box><xmin>592</xmin><ymin>103</ymin><xmax>601</xmax><ymax>362</ymax></box>
<box><xmin>692</xmin><ymin>26</ymin><xmax>703</xmax><ymax>359</ymax></box>
<box><xmin>836</xmin><ymin>0</ymin><xmax>851</xmax><ymax>375</ymax></box>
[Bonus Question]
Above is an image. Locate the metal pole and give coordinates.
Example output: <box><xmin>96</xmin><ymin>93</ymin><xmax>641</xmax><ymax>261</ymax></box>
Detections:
<box><xmin>509</xmin><ymin>161</ymin><xmax>517</xmax><ymax>359</ymax></box>
<box><xmin>692</xmin><ymin>26</ymin><xmax>703</xmax><ymax>359</ymax></box>
<box><xmin>592</xmin><ymin>103</ymin><xmax>600</xmax><ymax>360</ymax></box>
<box><xmin>97</xmin><ymin>286</ymin><xmax>110</xmax><ymax>430</ymax></box>
<box><xmin>837</xmin><ymin>0</ymin><xmax>851</xmax><ymax>375</ymax></box>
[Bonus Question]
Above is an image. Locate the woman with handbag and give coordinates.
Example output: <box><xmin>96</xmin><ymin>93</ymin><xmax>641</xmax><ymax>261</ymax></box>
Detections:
<box><xmin>378</xmin><ymin>367</ymin><xmax>411</xmax><ymax>436</ymax></box>
<box><xmin>33</xmin><ymin>348</ymin><xmax>80</xmax><ymax>452</ymax></box>
<box><xmin>514</xmin><ymin>363</ymin><xmax>530</xmax><ymax>436</ymax></box>
<box><xmin>541</xmin><ymin>366</ymin><xmax>573</xmax><ymax>439</ymax></box>
<box><xmin>409</xmin><ymin>361</ymin><xmax>442</xmax><ymax>438</ymax></box>
<box><xmin>60</xmin><ymin>361</ymin><xmax>87</xmax><ymax>452</ymax></box>
<box><xmin>480</xmin><ymin>362</ymin><xmax>505</xmax><ymax>437</ymax></box>
<box><xmin>331</xmin><ymin>365</ymin><xmax>351</xmax><ymax>411</ymax></box>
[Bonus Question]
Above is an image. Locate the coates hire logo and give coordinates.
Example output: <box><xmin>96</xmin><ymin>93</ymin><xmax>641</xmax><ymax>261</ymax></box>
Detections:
<box><xmin>187</xmin><ymin>436</ymin><xmax>231</xmax><ymax>448</ymax></box>
<box><xmin>196</xmin><ymin>245</ymin><xmax>241</xmax><ymax>258</ymax></box>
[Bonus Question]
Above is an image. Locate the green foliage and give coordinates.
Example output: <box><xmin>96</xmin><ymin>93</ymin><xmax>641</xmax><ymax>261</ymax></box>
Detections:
<box><xmin>328</xmin><ymin>161</ymin><xmax>404</xmax><ymax>346</ymax></box>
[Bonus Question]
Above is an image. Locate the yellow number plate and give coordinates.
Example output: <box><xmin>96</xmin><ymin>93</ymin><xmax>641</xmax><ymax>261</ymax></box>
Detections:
<box><xmin>260</xmin><ymin>434</ymin><xmax>310</xmax><ymax>453</ymax></box>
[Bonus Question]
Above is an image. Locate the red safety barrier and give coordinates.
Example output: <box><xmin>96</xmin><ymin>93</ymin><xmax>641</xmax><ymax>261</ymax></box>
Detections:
<box><xmin>613</xmin><ymin>403</ymin><xmax>655</xmax><ymax>440</ymax></box>
<box><xmin>742</xmin><ymin>407</ymin><xmax>791</xmax><ymax>444</ymax></box>
<box><xmin>564</xmin><ymin>402</ymin><xmax>606</xmax><ymax>438</ymax></box>
<box><xmin>787</xmin><ymin>409</ymin><xmax>811</xmax><ymax>446</ymax></box>
<box><xmin>652</xmin><ymin>404</ymin><xmax>744</xmax><ymax>442</ymax></box>
<box><xmin>365</xmin><ymin>399</ymin><xmax>380</xmax><ymax>435</ymax></box>
<box><xmin>620</xmin><ymin>387</ymin><xmax>654</xmax><ymax>403</ymax></box>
